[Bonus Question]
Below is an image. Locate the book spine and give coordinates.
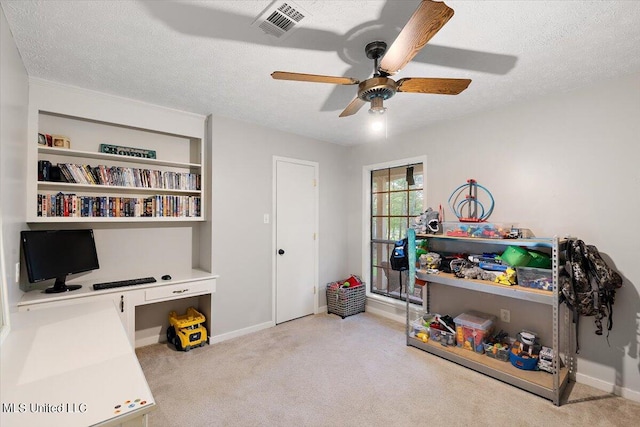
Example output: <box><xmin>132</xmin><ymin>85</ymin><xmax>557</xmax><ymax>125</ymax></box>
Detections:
<box><xmin>57</xmin><ymin>164</ymin><xmax>74</xmax><ymax>183</ymax></box>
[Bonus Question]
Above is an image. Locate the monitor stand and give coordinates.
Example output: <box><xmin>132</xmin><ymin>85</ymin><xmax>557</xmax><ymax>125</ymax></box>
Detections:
<box><xmin>45</xmin><ymin>277</ymin><xmax>82</xmax><ymax>294</ymax></box>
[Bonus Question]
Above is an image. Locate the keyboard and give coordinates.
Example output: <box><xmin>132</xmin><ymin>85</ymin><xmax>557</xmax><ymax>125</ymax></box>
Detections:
<box><xmin>93</xmin><ymin>277</ymin><xmax>157</xmax><ymax>291</ymax></box>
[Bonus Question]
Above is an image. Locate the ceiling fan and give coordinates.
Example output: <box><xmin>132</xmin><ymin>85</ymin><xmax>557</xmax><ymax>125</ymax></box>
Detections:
<box><xmin>271</xmin><ymin>0</ymin><xmax>471</xmax><ymax>118</ymax></box>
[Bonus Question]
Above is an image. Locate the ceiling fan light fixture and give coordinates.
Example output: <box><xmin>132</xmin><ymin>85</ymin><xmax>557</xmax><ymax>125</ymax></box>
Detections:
<box><xmin>370</xmin><ymin>113</ymin><xmax>386</xmax><ymax>133</ymax></box>
<box><xmin>368</xmin><ymin>97</ymin><xmax>386</xmax><ymax>114</ymax></box>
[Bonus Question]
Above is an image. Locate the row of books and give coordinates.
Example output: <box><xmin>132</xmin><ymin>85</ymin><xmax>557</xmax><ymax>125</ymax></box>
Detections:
<box><xmin>37</xmin><ymin>192</ymin><xmax>201</xmax><ymax>218</ymax></box>
<box><xmin>38</xmin><ymin>161</ymin><xmax>201</xmax><ymax>191</ymax></box>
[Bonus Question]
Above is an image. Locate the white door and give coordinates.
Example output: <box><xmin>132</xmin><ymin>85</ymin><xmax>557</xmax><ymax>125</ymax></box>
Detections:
<box><xmin>275</xmin><ymin>158</ymin><xmax>317</xmax><ymax>324</ymax></box>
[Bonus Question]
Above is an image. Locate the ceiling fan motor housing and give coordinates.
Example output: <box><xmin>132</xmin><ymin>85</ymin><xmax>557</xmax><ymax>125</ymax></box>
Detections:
<box><xmin>358</xmin><ymin>77</ymin><xmax>397</xmax><ymax>102</ymax></box>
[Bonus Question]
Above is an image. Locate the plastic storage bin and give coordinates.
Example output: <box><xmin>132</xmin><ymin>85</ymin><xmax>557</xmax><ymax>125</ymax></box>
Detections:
<box><xmin>483</xmin><ymin>342</ymin><xmax>511</xmax><ymax>361</ymax></box>
<box><xmin>516</xmin><ymin>267</ymin><xmax>553</xmax><ymax>290</ymax></box>
<box><xmin>509</xmin><ymin>350</ymin><xmax>539</xmax><ymax>370</ymax></box>
<box><xmin>429</xmin><ymin>326</ymin><xmax>456</xmax><ymax>346</ymax></box>
<box><xmin>326</xmin><ymin>282</ymin><xmax>365</xmax><ymax>318</ymax></box>
<box><xmin>454</xmin><ymin>311</ymin><xmax>496</xmax><ymax>353</ymax></box>
<box><xmin>442</xmin><ymin>222</ymin><xmax>513</xmax><ymax>239</ymax></box>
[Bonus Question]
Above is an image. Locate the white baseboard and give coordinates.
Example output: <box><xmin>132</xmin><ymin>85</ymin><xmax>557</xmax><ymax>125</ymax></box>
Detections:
<box><xmin>365</xmin><ymin>303</ymin><xmax>406</xmax><ymax>323</ymax></box>
<box><xmin>136</xmin><ymin>335</ymin><xmax>163</xmax><ymax>348</ymax></box>
<box><xmin>209</xmin><ymin>306</ymin><xmax>332</xmax><ymax>346</ymax></box>
<box><xmin>575</xmin><ymin>372</ymin><xmax>640</xmax><ymax>403</ymax></box>
<box><xmin>210</xmin><ymin>320</ymin><xmax>275</xmax><ymax>344</ymax></box>
<box><xmin>364</xmin><ymin>295</ymin><xmax>420</xmax><ymax>324</ymax></box>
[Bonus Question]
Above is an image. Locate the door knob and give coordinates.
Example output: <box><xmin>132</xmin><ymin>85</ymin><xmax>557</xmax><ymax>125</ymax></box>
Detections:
<box><xmin>278</xmin><ymin>249</ymin><xmax>285</xmax><ymax>255</ymax></box>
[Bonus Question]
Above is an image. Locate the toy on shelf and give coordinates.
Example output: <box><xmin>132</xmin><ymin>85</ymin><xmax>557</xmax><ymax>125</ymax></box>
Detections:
<box><xmin>494</xmin><ymin>268</ymin><xmax>517</xmax><ymax>286</ymax></box>
<box><xmin>454</xmin><ymin>311</ymin><xmax>496</xmax><ymax>354</ymax></box>
<box><xmin>411</xmin><ymin>206</ymin><xmax>441</xmax><ymax>234</ymax></box>
<box><xmin>509</xmin><ymin>330</ymin><xmax>542</xmax><ymax>370</ymax></box>
<box><xmin>167</xmin><ymin>307</ymin><xmax>208</xmax><ymax>352</ymax></box>
<box><xmin>419</xmin><ymin>252</ymin><xmax>441</xmax><ymax>270</ymax></box>
<box><xmin>538</xmin><ymin>346</ymin><xmax>554</xmax><ymax>373</ymax></box>
<box><xmin>447</xmin><ymin>179</ymin><xmax>495</xmax><ymax>222</ymax></box>
<box><xmin>443</xmin><ymin>222</ymin><xmax>514</xmax><ymax>239</ymax></box>
<box><xmin>428</xmin><ymin>314</ymin><xmax>456</xmax><ymax>346</ymax></box>
<box><xmin>484</xmin><ymin>330</ymin><xmax>512</xmax><ymax>361</ymax></box>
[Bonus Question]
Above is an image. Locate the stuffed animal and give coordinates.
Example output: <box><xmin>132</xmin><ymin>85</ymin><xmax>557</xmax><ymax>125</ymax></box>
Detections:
<box><xmin>411</xmin><ymin>207</ymin><xmax>440</xmax><ymax>234</ymax></box>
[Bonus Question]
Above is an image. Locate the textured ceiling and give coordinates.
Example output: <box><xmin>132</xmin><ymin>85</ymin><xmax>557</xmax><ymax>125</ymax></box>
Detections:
<box><xmin>2</xmin><ymin>1</ymin><xmax>640</xmax><ymax>146</ymax></box>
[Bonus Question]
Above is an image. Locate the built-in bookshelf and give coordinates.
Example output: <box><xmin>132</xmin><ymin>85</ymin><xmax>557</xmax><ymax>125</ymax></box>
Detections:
<box><xmin>23</xmin><ymin>80</ymin><xmax>213</xmax><ymax>346</ymax></box>
<box><xmin>28</xmin><ymin>109</ymin><xmax>206</xmax><ymax>223</ymax></box>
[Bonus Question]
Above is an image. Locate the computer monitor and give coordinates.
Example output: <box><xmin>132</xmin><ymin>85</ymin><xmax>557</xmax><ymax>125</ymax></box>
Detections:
<box><xmin>21</xmin><ymin>229</ymin><xmax>100</xmax><ymax>293</ymax></box>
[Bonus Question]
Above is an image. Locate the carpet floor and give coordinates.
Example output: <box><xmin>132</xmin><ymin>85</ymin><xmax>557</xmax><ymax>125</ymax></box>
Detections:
<box><xmin>136</xmin><ymin>312</ymin><xmax>640</xmax><ymax>426</ymax></box>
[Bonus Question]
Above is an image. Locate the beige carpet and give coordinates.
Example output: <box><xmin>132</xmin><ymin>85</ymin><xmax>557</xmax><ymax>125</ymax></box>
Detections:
<box><xmin>136</xmin><ymin>312</ymin><xmax>640</xmax><ymax>427</ymax></box>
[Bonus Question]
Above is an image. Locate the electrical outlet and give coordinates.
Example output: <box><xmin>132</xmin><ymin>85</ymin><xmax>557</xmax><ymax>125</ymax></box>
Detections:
<box><xmin>500</xmin><ymin>309</ymin><xmax>510</xmax><ymax>323</ymax></box>
<box><xmin>263</xmin><ymin>214</ymin><xmax>270</xmax><ymax>224</ymax></box>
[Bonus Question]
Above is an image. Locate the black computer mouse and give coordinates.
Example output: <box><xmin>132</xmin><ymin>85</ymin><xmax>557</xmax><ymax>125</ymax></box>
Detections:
<box><xmin>161</xmin><ymin>275</ymin><xmax>172</xmax><ymax>281</ymax></box>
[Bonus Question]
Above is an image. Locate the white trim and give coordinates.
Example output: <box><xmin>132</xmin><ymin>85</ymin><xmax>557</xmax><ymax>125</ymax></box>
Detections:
<box><xmin>135</xmin><ymin>335</ymin><xmax>165</xmax><ymax>348</ymax></box>
<box><xmin>272</xmin><ymin>156</ymin><xmax>320</xmax><ymax>325</ymax></box>
<box><xmin>365</xmin><ymin>294</ymin><xmax>423</xmax><ymax>323</ymax></box>
<box><xmin>210</xmin><ymin>321</ymin><xmax>275</xmax><ymax>344</ymax></box>
<box><xmin>361</xmin><ymin>155</ymin><xmax>428</xmax><ymax>300</ymax></box>
<box><xmin>29</xmin><ymin>77</ymin><xmax>206</xmax><ymax>120</ymax></box>
<box><xmin>0</xmin><ymin>211</ymin><xmax>10</xmax><ymax>345</ymax></box>
<box><xmin>575</xmin><ymin>372</ymin><xmax>640</xmax><ymax>403</ymax></box>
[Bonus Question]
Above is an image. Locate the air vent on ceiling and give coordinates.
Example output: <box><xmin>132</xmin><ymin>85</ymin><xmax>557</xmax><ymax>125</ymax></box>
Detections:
<box><xmin>251</xmin><ymin>1</ymin><xmax>309</xmax><ymax>40</ymax></box>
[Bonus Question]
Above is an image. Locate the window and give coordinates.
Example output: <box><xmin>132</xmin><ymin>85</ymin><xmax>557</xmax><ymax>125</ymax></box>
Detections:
<box><xmin>370</xmin><ymin>163</ymin><xmax>424</xmax><ymax>304</ymax></box>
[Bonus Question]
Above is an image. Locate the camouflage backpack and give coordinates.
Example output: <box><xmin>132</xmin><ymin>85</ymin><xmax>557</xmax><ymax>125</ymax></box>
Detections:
<box><xmin>560</xmin><ymin>239</ymin><xmax>623</xmax><ymax>352</ymax></box>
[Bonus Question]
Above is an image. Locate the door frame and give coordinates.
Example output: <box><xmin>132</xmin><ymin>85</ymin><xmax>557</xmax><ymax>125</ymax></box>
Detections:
<box><xmin>272</xmin><ymin>156</ymin><xmax>319</xmax><ymax>324</ymax></box>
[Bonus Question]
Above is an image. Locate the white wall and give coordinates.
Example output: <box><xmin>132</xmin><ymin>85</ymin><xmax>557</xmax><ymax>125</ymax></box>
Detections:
<box><xmin>0</xmin><ymin>5</ymin><xmax>29</xmax><ymax>316</ymax></box>
<box><xmin>210</xmin><ymin>115</ymin><xmax>349</xmax><ymax>337</ymax></box>
<box><xmin>346</xmin><ymin>72</ymin><xmax>640</xmax><ymax>400</ymax></box>
<box><xmin>3</xmin><ymin>0</ymin><xmax>637</xmax><ymax>398</ymax></box>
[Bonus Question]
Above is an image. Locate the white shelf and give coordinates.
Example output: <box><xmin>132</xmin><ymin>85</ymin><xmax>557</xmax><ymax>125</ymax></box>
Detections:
<box><xmin>39</xmin><ymin>146</ymin><xmax>201</xmax><ymax>169</ymax></box>
<box><xmin>37</xmin><ymin>181</ymin><xmax>202</xmax><ymax>195</ymax></box>
<box><xmin>28</xmin><ymin>216</ymin><xmax>204</xmax><ymax>223</ymax></box>
<box><xmin>30</xmin><ymin>110</ymin><xmax>206</xmax><ymax>223</ymax></box>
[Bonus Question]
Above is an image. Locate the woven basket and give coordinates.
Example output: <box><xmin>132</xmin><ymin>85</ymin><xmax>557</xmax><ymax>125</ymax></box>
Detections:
<box><xmin>326</xmin><ymin>282</ymin><xmax>366</xmax><ymax>319</ymax></box>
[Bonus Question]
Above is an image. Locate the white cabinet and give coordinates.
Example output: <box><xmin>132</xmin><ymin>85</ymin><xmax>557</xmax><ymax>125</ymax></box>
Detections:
<box><xmin>407</xmin><ymin>233</ymin><xmax>571</xmax><ymax>405</ymax></box>
<box><xmin>18</xmin><ymin>273</ymin><xmax>217</xmax><ymax>348</ymax></box>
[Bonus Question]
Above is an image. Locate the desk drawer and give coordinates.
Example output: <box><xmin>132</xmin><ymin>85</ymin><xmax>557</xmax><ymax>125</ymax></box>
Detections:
<box><xmin>145</xmin><ymin>280</ymin><xmax>212</xmax><ymax>302</ymax></box>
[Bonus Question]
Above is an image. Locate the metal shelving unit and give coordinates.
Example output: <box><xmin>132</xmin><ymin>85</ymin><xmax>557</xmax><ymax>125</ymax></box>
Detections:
<box><xmin>406</xmin><ymin>232</ymin><xmax>571</xmax><ymax>405</ymax></box>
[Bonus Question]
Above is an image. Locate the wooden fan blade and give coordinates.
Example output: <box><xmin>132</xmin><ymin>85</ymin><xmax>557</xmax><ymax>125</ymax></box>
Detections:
<box><xmin>271</xmin><ymin>71</ymin><xmax>359</xmax><ymax>85</ymax></box>
<box><xmin>380</xmin><ymin>0</ymin><xmax>454</xmax><ymax>75</ymax></box>
<box><xmin>339</xmin><ymin>97</ymin><xmax>366</xmax><ymax>117</ymax></box>
<box><xmin>396</xmin><ymin>77</ymin><xmax>471</xmax><ymax>95</ymax></box>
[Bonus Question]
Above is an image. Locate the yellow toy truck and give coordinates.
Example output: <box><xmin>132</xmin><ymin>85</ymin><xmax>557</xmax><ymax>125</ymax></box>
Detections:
<box><xmin>166</xmin><ymin>307</ymin><xmax>208</xmax><ymax>351</ymax></box>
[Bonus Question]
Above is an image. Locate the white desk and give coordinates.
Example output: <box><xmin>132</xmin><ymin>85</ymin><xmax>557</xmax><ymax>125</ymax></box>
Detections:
<box><xmin>18</xmin><ymin>269</ymin><xmax>217</xmax><ymax>347</ymax></box>
<box><xmin>1</xmin><ymin>300</ymin><xmax>155</xmax><ymax>427</ymax></box>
